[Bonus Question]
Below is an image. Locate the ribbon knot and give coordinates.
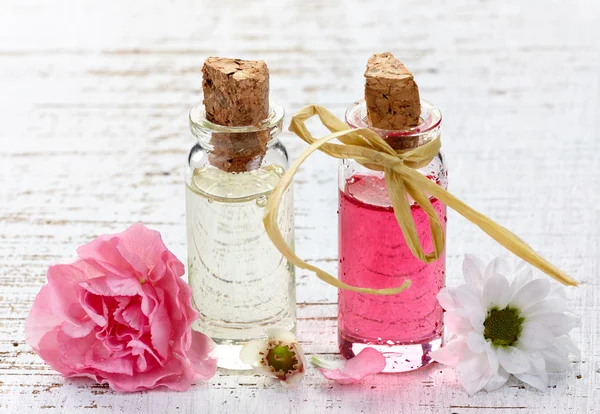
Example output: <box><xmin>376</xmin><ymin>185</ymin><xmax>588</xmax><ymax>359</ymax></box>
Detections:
<box><xmin>263</xmin><ymin>105</ymin><xmax>576</xmax><ymax>295</ymax></box>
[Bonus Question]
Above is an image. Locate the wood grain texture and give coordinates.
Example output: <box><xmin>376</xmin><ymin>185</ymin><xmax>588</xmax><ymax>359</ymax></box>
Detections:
<box><xmin>1</xmin><ymin>0</ymin><xmax>599</xmax><ymax>413</ymax></box>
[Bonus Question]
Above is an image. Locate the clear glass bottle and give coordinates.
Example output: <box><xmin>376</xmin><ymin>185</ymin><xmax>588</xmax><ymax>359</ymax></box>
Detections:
<box><xmin>338</xmin><ymin>99</ymin><xmax>447</xmax><ymax>372</ymax></box>
<box><xmin>186</xmin><ymin>102</ymin><xmax>296</xmax><ymax>370</ymax></box>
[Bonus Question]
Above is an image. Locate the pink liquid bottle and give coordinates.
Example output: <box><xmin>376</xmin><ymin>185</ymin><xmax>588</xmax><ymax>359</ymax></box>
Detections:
<box><xmin>338</xmin><ymin>99</ymin><xmax>447</xmax><ymax>372</ymax></box>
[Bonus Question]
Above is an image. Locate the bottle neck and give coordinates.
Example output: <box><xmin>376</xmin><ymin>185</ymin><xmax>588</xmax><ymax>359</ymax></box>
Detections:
<box><xmin>345</xmin><ymin>99</ymin><xmax>442</xmax><ymax>150</ymax></box>
<box><xmin>189</xmin><ymin>102</ymin><xmax>284</xmax><ymax>172</ymax></box>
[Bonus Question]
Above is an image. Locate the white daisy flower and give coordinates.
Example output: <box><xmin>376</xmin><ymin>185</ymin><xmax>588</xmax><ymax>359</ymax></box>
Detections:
<box><xmin>431</xmin><ymin>255</ymin><xmax>580</xmax><ymax>394</ymax></box>
<box><xmin>239</xmin><ymin>328</ymin><xmax>306</xmax><ymax>387</ymax></box>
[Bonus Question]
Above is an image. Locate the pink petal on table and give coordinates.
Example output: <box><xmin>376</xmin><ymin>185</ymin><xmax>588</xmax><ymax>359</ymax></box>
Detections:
<box><xmin>185</xmin><ymin>330</ymin><xmax>218</xmax><ymax>381</ymax></box>
<box><xmin>316</xmin><ymin>348</ymin><xmax>386</xmax><ymax>384</ymax></box>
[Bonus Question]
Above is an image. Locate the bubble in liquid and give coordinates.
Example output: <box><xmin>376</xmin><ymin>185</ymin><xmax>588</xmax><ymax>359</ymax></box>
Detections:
<box><xmin>256</xmin><ymin>195</ymin><xmax>268</xmax><ymax>207</ymax></box>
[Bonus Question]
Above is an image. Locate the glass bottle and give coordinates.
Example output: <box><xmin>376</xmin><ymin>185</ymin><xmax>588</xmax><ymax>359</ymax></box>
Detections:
<box><xmin>338</xmin><ymin>99</ymin><xmax>447</xmax><ymax>372</ymax></box>
<box><xmin>185</xmin><ymin>102</ymin><xmax>296</xmax><ymax>370</ymax></box>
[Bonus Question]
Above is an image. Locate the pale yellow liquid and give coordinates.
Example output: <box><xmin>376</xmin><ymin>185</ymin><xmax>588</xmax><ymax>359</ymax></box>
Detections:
<box><xmin>186</xmin><ymin>165</ymin><xmax>295</xmax><ymax>369</ymax></box>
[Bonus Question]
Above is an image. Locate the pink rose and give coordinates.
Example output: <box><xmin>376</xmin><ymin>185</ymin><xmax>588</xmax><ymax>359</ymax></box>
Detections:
<box><xmin>25</xmin><ymin>223</ymin><xmax>218</xmax><ymax>392</ymax></box>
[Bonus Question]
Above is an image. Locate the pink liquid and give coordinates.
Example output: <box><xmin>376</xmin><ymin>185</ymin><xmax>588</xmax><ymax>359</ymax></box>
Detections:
<box><xmin>338</xmin><ymin>174</ymin><xmax>446</xmax><ymax>370</ymax></box>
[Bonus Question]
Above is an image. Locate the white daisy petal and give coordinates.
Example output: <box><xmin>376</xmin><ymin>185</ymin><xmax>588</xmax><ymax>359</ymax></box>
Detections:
<box><xmin>549</xmin><ymin>285</ymin><xmax>567</xmax><ymax>299</ymax></box>
<box><xmin>527</xmin><ymin>312</ymin><xmax>579</xmax><ymax>336</ymax></box>
<box><xmin>514</xmin><ymin>370</ymin><xmax>548</xmax><ymax>391</ymax></box>
<box><xmin>514</xmin><ymin>260</ymin><xmax>529</xmax><ymax>277</ymax></box>
<box><xmin>511</xmin><ymin>266</ymin><xmax>533</xmax><ymax>293</ymax></box>
<box><xmin>437</xmin><ymin>288</ymin><xmax>460</xmax><ymax>311</ymax></box>
<box><xmin>466</xmin><ymin>331</ymin><xmax>486</xmax><ymax>354</ymax></box>
<box><xmin>484</xmin><ymin>367</ymin><xmax>510</xmax><ymax>392</ymax></box>
<box><xmin>482</xmin><ymin>273</ymin><xmax>511</xmax><ymax>309</ymax></box>
<box><xmin>554</xmin><ymin>335</ymin><xmax>581</xmax><ymax>358</ymax></box>
<box><xmin>436</xmin><ymin>255</ymin><xmax>580</xmax><ymax>394</ymax></box>
<box><xmin>521</xmin><ymin>297</ymin><xmax>568</xmax><ymax>317</ymax></box>
<box><xmin>528</xmin><ymin>350</ymin><xmax>546</xmax><ymax>372</ymax></box>
<box><xmin>265</xmin><ymin>328</ymin><xmax>297</xmax><ymax>343</ymax></box>
<box><xmin>457</xmin><ymin>348</ymin><xmax>490</xmax><ymax>384</ymax></box>
<box><xmin>430</xmin><ymin>337</ymin><xmax>467</xmax><ymax>367</ymax></box>
<box><xmin>540</xmin><ymin>345</ymin><xmax>569</xmax><ymax>371</ymax></box>
<box><xmin>464</xmin><ymin>364</ymin><xmax>495</xmax><ymax>395</ymax></box>
<box><xmin>484</xmin><ymin>257</ymin><xmax>509</xmax><ymax>282</ymax></box>
<box><xmin>509</xmin><ymin>279</ymin><xmax>551</xmax><ymax>310</ymax></box>
<box><xmin>455</xmin><ymin>284</ymin><xmax>482</xmax><ymax>312</ymax></box>
<box><xmin>444</xmin><ymin>312</ymin><xmax>472</xmax><ymax>336</ymax></box>
<box><xmin>240</xmin><ymin>339</ymin><xmax>269</xmax><ymax>364</ymax></box>
<box><xmin>497</xmin><ymin>346</ymin><xmax>531</xmax><ymax>374</ymax></box>
<box><xmin>469</xmin><ymin>311</ymin><xmax>485</xmax><ymax>333</ymax></box>
<box><xmin>485</xmin><ymin>342</ymin><xmax>499</xmax><ymax>373</ymax></box>
<box><xmin>463</xmin><ymin>254</ymin><xmax>485</xmax><ymax>288</ymax></box>
<box><xmin>518</xmin><ymin>322</ymin><xmax>553</xmax><ymax>349</ymax></box>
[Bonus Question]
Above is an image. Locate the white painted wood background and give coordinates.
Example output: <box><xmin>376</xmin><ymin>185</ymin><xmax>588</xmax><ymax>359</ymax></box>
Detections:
<box><xmin>1</xmin><ymin>0</ymin><xmax>598</xmax><ymax>412</ymax></box>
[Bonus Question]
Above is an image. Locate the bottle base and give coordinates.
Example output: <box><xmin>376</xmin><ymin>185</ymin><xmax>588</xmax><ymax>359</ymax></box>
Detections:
<box><xmin>339</xmin><ymin>332</ymin><xmax>443</xmax><ymax>373</ymax></box>
<box><xmin>212</xmin><ymin>340</ymin><xmax>252</xmax><ymax>370</ymax></box>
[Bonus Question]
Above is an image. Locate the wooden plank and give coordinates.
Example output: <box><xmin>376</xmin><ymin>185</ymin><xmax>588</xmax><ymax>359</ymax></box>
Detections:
<box><xmin>0</xmin><ymin>0</ymin><xmax>599</xmax><ymax>412</ymax></box>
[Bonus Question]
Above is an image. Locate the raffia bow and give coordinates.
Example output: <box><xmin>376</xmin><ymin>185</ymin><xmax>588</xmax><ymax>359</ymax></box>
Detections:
<box><xmin>263</xmin><ymin>105</ymin><xmax>577</xmax><ymax>295</ymax></box>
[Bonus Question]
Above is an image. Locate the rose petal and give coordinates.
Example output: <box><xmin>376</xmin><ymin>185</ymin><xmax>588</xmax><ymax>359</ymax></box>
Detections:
<box><xmin>47</xmin><ymin>264</ymin><xmax>89</xmax><ymax>325</ymax></box>
<box><xmin>27</xmin><ymin>224</ymin><xmax>217</xmax><ymax>392</ymax></box>
<box><xmin>76</xmin><ymin>237</ymin><xmax>131</xmax><ymax>273</ymax></box>
<box><xmin>149</xmin><ymin>289</ymin><xmax>171</xmax><ymax>360</ymax></box>
<box><xmin>316</xmin><ymin>348</ymin><xmax>386</xmax><ymax>384</ymax></box>
<box><xmin>113</xmin><ymin>223</ymin><xmax>175</xmax><ymax>282</ymax></box>
<box><xmin>79</xmin><ymin>291</ymin><xmax>107</xmax><ymax>327</ymax></box>
<box><xmin>25</xmin><ymin>285</ymin><xmax>63</xmax><ymax>348</ymax></box>
<box><xmin>123</xmin><ymin>303</ymin><xmax>145</xmax><ymax>331</ymax></box>
<box><xmin>80</xmin><ymin>275</ymin><xmax>143</xmax><ymax>297</ymax></box>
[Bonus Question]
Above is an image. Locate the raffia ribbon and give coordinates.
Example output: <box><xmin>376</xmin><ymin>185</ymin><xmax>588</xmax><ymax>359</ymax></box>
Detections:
<box><xmin>263</xmin><ymin>105</ymin><xmax>577</xmax><ymax>295</ymax></box>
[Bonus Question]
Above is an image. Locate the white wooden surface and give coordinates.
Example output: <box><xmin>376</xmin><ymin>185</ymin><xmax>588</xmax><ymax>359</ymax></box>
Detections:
<box><xmin>1</xmin><ymin>1</ymin><xmax>599</xmax><ymax>412</ymax></box>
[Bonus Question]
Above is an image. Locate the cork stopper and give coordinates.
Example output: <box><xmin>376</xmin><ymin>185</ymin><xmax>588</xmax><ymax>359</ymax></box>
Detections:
<box><xmin>364</xmin><ymin>52</ymin><xmax>421</xmax><ymax>149</ymax></box>
<box><xmin>202</xmin><ymin>57</ymin><xmax>270</xmax><ymax>172</ymax></box>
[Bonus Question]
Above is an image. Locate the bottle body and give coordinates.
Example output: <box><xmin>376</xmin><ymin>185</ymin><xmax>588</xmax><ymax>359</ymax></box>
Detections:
<box><xmin>186</xmin><ymin>103</ymin><xmax>296</xmax><ymax>369</ymax></box>
<box><xmin>337</xmin><ymin>100</ymin><xmax>447</xmax><ymax>372</ymax></box>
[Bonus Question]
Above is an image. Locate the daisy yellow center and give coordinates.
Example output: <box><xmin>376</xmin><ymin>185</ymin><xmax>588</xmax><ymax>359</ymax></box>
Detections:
<box><xmin>483</xmin><ymin>307</ymin><xmax>524</xmax><ymax>347</ymax></box>
<box><xmin>266</xmin><ymin>344</ymin><xmax>298</xmax><ymax>376</ymax></box>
